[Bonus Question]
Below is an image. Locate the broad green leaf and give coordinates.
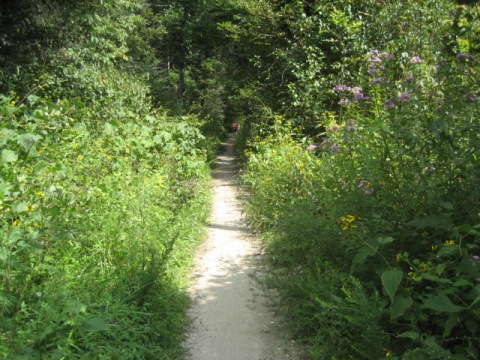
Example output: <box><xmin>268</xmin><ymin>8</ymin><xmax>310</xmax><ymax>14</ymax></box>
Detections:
<box><xmin>439</xmin><ymin>201</ymin><xmax>454</xmax><ymax>210</ymax></box>
<box><xmin>15</xmin><ymin>201</ymin><xmax>29</xmax><ymax>213</ymax></box>
<box><xmin>381</xmin><ymin>269</ymin><xmax>403</xmax><ymax>303</ymax></box>
<box><xmin>18</xmin><ymin>133</ymin><xmax>42</xmax><ymax>150</ymax></box>
<box><xmin>407</xmin><ymin>216</ymin><xmax>451</xmax><ymax>230</ymax></box>
<box><xmin>8</xmin><ymin>229</ymin><xmax>23</xmax><ymax>244</ymax></box>
<box><xmin>436</xmin><ymin>245</ymin><xmax>458</xmax><ymax>257</ymax></box>
<box><xmin>2</xmin><ymin>149</ymin><xmax>18</xmax><ymax>163</ymax></box>
<box><xmin>423</xmin><ymin>336</ymin><xmax>452</xmax><ymax>357</ymax></box>
<box><xmin>352</xmin><ymin>245</ymin><xmax>376</xmax><ymax>265</ymax></box>
<box><xmin>421</xmin><ymin>294</ymin><xmax>463</xmax><ymax>313</ymax></box>
<box><xmin>397</xmin><ymin>331</ymin><xmax>420</xmax><ymax>340</ymax></box>
<box><xmin>391</xmin><ymin>295</ymin><xmax>413</xmax><ymax>319</ymax></box>
<box><xmin>465</xmin><ymin>318</ymin><xmax>478</xmax><ymax>336</ymax></box>
<box><xmin>471</xmin><ymin>296</ymin><xmax>480</xmax><ymax>307</ymax></box>
<box><xmin>0</xmin><ymin>128</ymin><xmax>18</xmax><ymax>144</ymax></box>
<box><xmin>457</xmin><ymin>223</ymin><xmax>473</xmax><ymax>234</ymax></box>
<box><xmin>436</xmin><ymin>263</ymin><xmax>446</xmax><ymax>275</ymax></box>
<box><xmin>453</xmin><ymin>279</ymin><xmax>470</xmax><ymax>287</ymax></box>
<box><xmin>28</xmin><ymin>146</ymin><xmax>39</xmax><ymax>157</ymax></box>
<box><xmin>403</xmin><ymin>350</ymin><xmax>428</xmax><ymax>360</ymax></box>
<box><xmin>443</xmin><ymin>314</ymin><xmax>459</xmax><ymax>337</ymax></box>
<box><xmin>0</xmin><ymin>181</ymin><xmax>12</xmax><ymax>195</ymax></box>
<box><xmin>377</xmin><ymin>236</ymin><xmax>394</xmax><ymax>245</ymax></box>
<box><xmin>104</xmin><ymin>123</ymin><xmax>115</xmax><ymax>135</ymax></box>
<box><xmin>456</xmin><ymin>257</ymin><xmax>478</xmax><ymax>274</ymax></box>
<box><xmin>82</xmin><ymin>317</ymin><xmax>108</xmax><ymax>332</ymax></box>
<box><xmin>0</xmin><ymin>247</ymin><xmax>9</xmax><ymax>262</ymax></box>
<box><xmin>420</xmin><ymin>273</ymin><xmax>452</xmax><ymax>284</ymax></box>
<box><xmin>65</xmin><ymin>300</ymin><xmax>87</xmax><ymax>315</ymax></box>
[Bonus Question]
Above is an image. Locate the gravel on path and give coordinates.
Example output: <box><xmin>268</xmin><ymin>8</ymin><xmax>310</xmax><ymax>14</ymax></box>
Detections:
<box><xmin>183</xmin><ymin>135</ymin><xmax>305</xmax><ymax>360</ymax></box>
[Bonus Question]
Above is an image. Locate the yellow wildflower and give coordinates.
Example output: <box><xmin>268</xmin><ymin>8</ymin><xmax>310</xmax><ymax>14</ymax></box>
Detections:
<box><xmin>444</xmin><ymin>240</ymin><xmax>455</xmax><ymax>246</ymax></box>
<box><xmin>342</xmin><ymin>223</ymin><xmax>357</xmax><ymax>231</ymax></box>
<box><xmin>418</xmin><ymin>263</ymin><xmax>428</xmax><ymax>272</ymax></box>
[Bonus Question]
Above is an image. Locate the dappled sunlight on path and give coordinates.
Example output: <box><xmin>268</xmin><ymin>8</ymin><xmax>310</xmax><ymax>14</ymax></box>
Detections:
<box><xmin>183</xmin><ymin>135</ymin><xmax>304</xmax><ymax>360</ymax></box>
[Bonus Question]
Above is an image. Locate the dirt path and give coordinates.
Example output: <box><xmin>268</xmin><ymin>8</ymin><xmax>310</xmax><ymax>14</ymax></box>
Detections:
<box><xmin>183</xmin><ymin>135</ymin><xmax>305</xmax><ymax>360</ymax></box>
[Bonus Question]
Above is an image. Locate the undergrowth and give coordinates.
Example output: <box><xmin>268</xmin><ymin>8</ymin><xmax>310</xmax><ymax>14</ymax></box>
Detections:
<box><xmin>0</xmin><ymin>96</ymin><xmax>212</xmax><ymax>358</ymax></box>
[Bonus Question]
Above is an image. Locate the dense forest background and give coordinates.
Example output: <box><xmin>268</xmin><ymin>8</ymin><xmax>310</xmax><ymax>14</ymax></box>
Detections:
<box><xmin>1</xmin><ymin>0</ymin><xmax>479</xmax><ymax>359</ymax></box>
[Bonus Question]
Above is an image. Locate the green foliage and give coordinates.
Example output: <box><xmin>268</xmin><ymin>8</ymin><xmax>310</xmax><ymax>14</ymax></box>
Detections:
<box><xmin>268</xmin><ymin>261</ymin><xmax>387</xmax><ymax>360</ymax></box>
<box><xmin>0</xmin><ymin>93</ymin><xmax>211</xmax><ymax>358</ymax></box>
<box><xmin>241</xmin><ymin>1</ymin><xmax>480</xmax><ymax>358</ymax></box>
<box><xmin>0</xmin><ymin>1</ymin><xmax>218</xmax><ymax>357</ymax></box>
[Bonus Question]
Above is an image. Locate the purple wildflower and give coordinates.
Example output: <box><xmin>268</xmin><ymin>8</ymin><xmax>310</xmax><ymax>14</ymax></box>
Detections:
<box><xmin>331</xmin><ymin>144</ymin><xmax>339</xmax><ymax>153</ymax></box>
<box><xmin>368</xmin><ymin>68</ymin><xmax>377</xmax><ymax>75</ymax></box>
<box><xmin>347</xmin><ymin>125</ymin><xmax>356</xmax><ymax>132</ymax></box>
<box><xmin>363</xmin><ymin>187</ymin><xmax>375</xmax><ymax>195</ymax></box>
<box><xmin>382</xmin><ymin>52</ymin><xmax>394</xmax><ymax>60</ymax></box>
<box><xmin>464</xmin><ymin>93</ymin><xmax>480</xmax><ymax>102</ymax></box>
<box><xmin>410</xmin><ymin>56</ymin><xmax>422</xmax><ymax>64</ymax></box>
<box><xmin>333</xmin><ymin>84</ymin><xmax>351</xmax><ymax>92</ymax></box>
<box><xmin>405</xmin><ymin>74</ymin><xmax>414</xmax><ymax>82</ymax></box>
<box><xmin>371</xmin><ymin>77</ymin><xmax>384</xmax><ymax>84</ymax></box>
<box><xmin>330</xmin><ymin>125</ymin><xmax>340</xmax><ymax>132</ymax></box>
<box><xmin>354</xmin><ymin>92</ymin><xmax>369</xmax><ymax>101</ymax></box>
<box><xmin>399</xmin><ymin>92</ymin><xmax>411</xmax><ymax>103</ymax></box>
<box><xmin>358</xmin><ymin>180</ymin><xmax>368</xmax><ymax>188</ymax></box>
<box><xmin>384</xmin><ymin>99</ymin><xmax>396</xmax><ymax>109</ymax></box>
<box><xmin>307</xmin><ymin>144</ymin><xmax>317</xmax><ymax>151</ymax></box>
<box><xmin>351</xmin><ymin>86</ymin><xmax>369</xmax><ymax>101</ymax></box>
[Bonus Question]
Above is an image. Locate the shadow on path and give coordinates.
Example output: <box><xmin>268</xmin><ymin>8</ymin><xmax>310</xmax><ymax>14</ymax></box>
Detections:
<box><xmin>183</xmin><ymin>135</ymin><xmax>305</xmax><ymax>360</ymax></box>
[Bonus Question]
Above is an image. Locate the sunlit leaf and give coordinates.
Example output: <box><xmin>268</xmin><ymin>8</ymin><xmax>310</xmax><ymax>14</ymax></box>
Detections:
<box><xmin>82</xmin><ymin>316</ymin><xmax>108</xmax><ymax>332</ymax></box>
<box><xmin>2</xmin><ymin>149</ymin><xmax>18</xmax><ymax>163</ymax></box>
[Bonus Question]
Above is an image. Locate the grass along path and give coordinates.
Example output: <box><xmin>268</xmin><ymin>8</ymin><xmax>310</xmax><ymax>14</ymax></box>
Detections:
<box><xmin>183</xmin><ymin>135</ymin><xmax>305</xmax><ymax>360</ymax></box>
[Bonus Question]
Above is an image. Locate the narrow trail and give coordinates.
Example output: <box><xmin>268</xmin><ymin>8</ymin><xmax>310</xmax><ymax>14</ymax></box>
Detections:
<box><xmin>183</xmin><ymin>135</ymin><xmax>304</xmax><ymax>360</ymax></box>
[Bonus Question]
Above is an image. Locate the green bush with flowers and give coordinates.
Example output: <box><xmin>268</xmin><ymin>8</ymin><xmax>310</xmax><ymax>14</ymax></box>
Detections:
<box><xmin>243</xmin><ymin>39</ymin><xmax>480</xmax><ymax>360</ymax></box>
<box><xmin>0</xmin><ymin>92</ymin><xmax>211</xmax><ymax>358</ymax></box>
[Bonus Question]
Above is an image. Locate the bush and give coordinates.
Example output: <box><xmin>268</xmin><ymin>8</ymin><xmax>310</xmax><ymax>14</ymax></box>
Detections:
<box><xmin>0</xmin><ymin>95</ymin><xmax>211</xmax><ymax>358</ymax></box>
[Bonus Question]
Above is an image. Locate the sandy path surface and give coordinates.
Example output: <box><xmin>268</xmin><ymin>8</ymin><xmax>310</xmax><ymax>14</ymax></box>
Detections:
<box><xmin>183</xmin><ymin>135</ymin><xmax>305</xmax><ymax>360</ymax></box>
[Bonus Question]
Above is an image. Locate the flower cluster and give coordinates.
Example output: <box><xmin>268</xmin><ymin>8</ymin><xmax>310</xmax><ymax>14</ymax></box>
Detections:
<box><xmin>398</xmin><ymin>92</ymin><xmax>411</xmax><ymax>103</ymax></box>
<box><xmin>333</xmin><ymin>84</ymin><xmax>369</xmax><ymax>104</ymax></box>
<box><xmin>384</xmin><ymin>99</ymin><xmax>395</xmax><ymax>109</ymax></box>
<box><xmin>358</xmin><ymin>179</ymin><xmax>374</xmax><ymax>195</ymax></box>
<box><xmin>410</xmin><ymin>56</ymin><xmax>422</xmax><ymax>64</ymax></box>
<box><xmin>337</xmin><ymin>214</ymin><xmax>360</xmax><ymax>231</ymax></box>
<box><xmin>367</xmin><ymin>50</ymin><xmax>394</xmax><ymax>75</ymax></box>
<box><xmin>464</xmin><ymin>93</ymin><xmax>479</xmax><ymax>102</ymax></box>
<box><xmin>367</xmin><ymin>50</ymin><xmax>394</xmax><ymax>64</ymax></box>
